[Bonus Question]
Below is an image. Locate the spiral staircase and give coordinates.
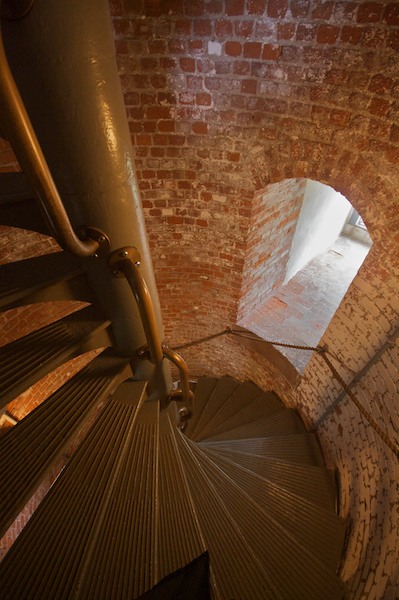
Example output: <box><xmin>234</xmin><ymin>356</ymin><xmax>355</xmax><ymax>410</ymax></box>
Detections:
<box><xmin>0</xmin><ymin>1</ymin><xmax>346</xmax><ymax>597</ymax></box>
<box><xmin>0</xmin><ymin>277</ymin><xmax>347</xmax><ymax>598</ymax></box>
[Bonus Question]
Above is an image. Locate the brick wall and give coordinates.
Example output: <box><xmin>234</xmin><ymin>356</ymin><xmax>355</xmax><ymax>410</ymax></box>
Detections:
<box><xmin>238</xmin><ymin>178</ymin><xmax>305</xmax><ymax>321</ymax></box>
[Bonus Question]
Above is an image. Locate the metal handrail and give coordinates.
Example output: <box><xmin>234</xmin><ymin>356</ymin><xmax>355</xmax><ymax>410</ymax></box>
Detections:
<box><xmin>109</xmin><ymin>247</ymin><xmax>164</xmax><ymax>364</ymax></box>
<box><xmin>109</xmin><ymin>246</ymin><xmax>194</xmax><ymax>409</ymax></box>
<box><xmin>163</xmin><ymin>346</ymin><xmax>194</xmax><ymax>411</ymax></box>
<box><xmin>0</xmin><ymin>21</ymin><xmax>100</xmax><ymax>257</ymax></box>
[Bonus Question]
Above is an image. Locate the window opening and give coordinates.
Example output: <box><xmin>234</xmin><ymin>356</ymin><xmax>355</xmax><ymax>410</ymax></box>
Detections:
<box><xmin>238</xmin><ymin>179</ymin><xmax>373</xmax><ymax>372</ymax></box>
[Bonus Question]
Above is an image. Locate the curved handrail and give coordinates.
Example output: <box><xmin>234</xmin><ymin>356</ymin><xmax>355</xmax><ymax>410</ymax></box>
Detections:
<box><xmin>108</xmin><ymin>246</ymin><xmax>193</xmax><ymax>409</ymax></box>
<box><xmin>0</xmin><ymin>20</ymin><xmax>100</xmax><ymax>257</ymax></box>
<box><xmin>109</xmin><ymin>247</ymin><xmax>164</xmax><ymax>364</ymax></box>
<box><xmin>163</xmin><ymin>346</ymin><xmax>194</xmax><ymax>412</ymax></box>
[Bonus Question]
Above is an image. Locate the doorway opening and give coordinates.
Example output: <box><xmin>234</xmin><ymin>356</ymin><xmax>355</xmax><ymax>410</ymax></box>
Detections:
<box><xmin>238</xmin><ymin>179</ymin><xmax>372</xmax><ymax>372</ymax></box>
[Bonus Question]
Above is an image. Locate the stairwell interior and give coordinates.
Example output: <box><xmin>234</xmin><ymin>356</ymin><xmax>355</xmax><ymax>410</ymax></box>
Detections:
<box><xmin>0</xmin><ymin>1</ymin><xmax>398</xmax><ymax>600</ymax></box>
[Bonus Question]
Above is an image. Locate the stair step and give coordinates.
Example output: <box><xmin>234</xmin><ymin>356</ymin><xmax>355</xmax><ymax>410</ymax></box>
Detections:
<box><xmin>201</xmin><ymin>433</ymin><xmax>325</xmax><ymax>466</ymax></box>
<box><xmin>0</xmin><ymin>349</ymin><xmax>132</xmax><ymax>537</ymax></box>
<box><xmin>78</xmin><ymin>397</ymin><xmax>160</xmax><ymax>600</ymax></box>
<box><xmin>157</xmin><ymin>408</ymin><xmax>206</xmax><ymax>581</ymax></box>
<box><xmin>190</xmin><ymin>376</ymin><xmax>240</xmax><ymax>440</ymax></box>
<box><xmin>186</xmin><ymin>438</ymin><xmax>345</xmax><ymax>599</ymax></box>
<box><xmin>197</xmin><ymin>380</ymin><xmax>265</xmax><ymax>441</ymax></box>
<box><xmin>0</xmin><ymin>173</ymin><xmax>51</xmax><ymax>235</ymax></box>
<box><xmin>203</xmin><ymin>408</ymin><xmax>306</xmax><ymax>442</ymax></box>
<box><xmin>200</xmin><ymin>445</ymin><xmax>346</xmax><ymax>569</ymax></box>
<box><xmin>0</xmin><ymin>251</ymin><xmax>94</xmax><ymax>311</ymax></box>
<box><xmin>184</xmin><ymin>377</ymin><xmax>219</xmax><ymax>438</ymax></box>
<box><xmin>200</xmin><ymin>390</ymin><xmax>284</xmax><ymax>440</ymax></box>
<box><xmin>203</xmin><ymin>447</ymin><xmax>337</xmax><ymax>511</ymax></box>
<box><xmin>0</xmin><ymin>305</ymin><xmax>113</xmax><ymax>409</ymax></box>
<box><xmin>175</xmin><ymin>431</ymin><xmax>283</xmax><ymax>600</ymax></box>
<box><xmin>0</xmin><ymin>381</ymin><xmax>148</xmax><ymax>599</ymax></box>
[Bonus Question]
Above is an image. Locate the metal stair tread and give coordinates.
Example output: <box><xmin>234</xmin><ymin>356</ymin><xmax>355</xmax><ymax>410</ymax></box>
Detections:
<box><xmin>195</xmin><ymin>380</ymin><xmax>266</xmax><ymax>441</ymax></box>
<box><xmin>201</xmin><ymin>433</ymin><xmax>326</xmax><ymax>466</ymax></box>
<box><xmin>197</xmin><ymin>442</ymin><xmax>346</xmax><ymax>570</ymax></box>
<box><xmin>189</xmin><ymin>376</ymin><xmax>241</xmax><ymax>440</ymax></box>
<box><xmin>202</xmin><ymin>446</ymin><xmax>338</xmax><ymax>511</ymax></box>
<box><xmin>0</xmin><ymin>381</ymin><xmax>149</xmax><ymax>599</ymax></box>
<box><xmin>0</xmin><ymin>349</ymin><xmax>132</xmax><ymax>538</ymax></box>
<box><xmin>175</xmin><ymin>429</ymin><xmax>284</xmax><ymax>600</ymax></box>
<box><xmin>0</xmin><ymin>251</ymin><xmax>93</xmax><ymax>311</ymax></box>
<box><xmin>184</xmin><ymin>377</ymin><xmax>219</xmax><ymax>438</ymax></box>
<box><xmin>198</xmin><ymin>389</ymin><xmax>285</xmax><ymax>441</ymax></box>
<box><xmin>157</xmin><ymin>409</ymin><xmax>207</xmax><ymax>582</ymax></box>
<box><xmin>0</xmin><ymin>304</ymin><xmax>113</xmax><ymax>409</ymax></box>
<box><xmin>202</xmin><ymin>408</ymin><xmax>306</xmax><ymax>442</ymax></box>
<box><xmin>184</xmin><ymin>436</ymin><xmax>346</xmax><ymax>599</ymax></box>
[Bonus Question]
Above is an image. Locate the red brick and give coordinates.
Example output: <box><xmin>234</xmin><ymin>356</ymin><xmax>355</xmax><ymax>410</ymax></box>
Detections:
<box><xmin>225</xmin><ymin>41</ymin><xmax>242</xmax><ymax>57</ymax></box>
<box><xmin>268</xmin><ymin>0</ymin><xmax>288</xmax><ymax>18</ymax></box>
<box><xmin>225</xmin><ymin>0</ymin><xmax>245</xmax><ymax>16</ymax></box>
<box><xmin>158</xmin><ymin>92</ymin><xmax>176</xmax><ymax>105</ymax></box>
<box><xmin>146</xmin><ymin>106</ymin><xmax>171</xmax><ymax>119</ymax></box>
<box><xmin>296</xmin><ymin>23</ymin><xmax>317</xmax><ymax>42</ymax></box>
<box><xmin>277</xmin><ymin>22</ymin><xmax>296</xmax><ymax>40</ymax></box>
<box><xmin>241</xmin><ymin>79</ymin><xmax>257</xmax><ymax>94</ymax></box>
<box><xmin>174</xmin><ymin>19</ymin><xmax>192</xmax><ymax>35</ymax></box>
<box><xmin>247</xmin><ymin>0</ymin><xmax>266</xmax><ymax>14</ymax></box>
<box><xmin>340</xmin><ymin>26</ymin><xmax>363</xmax><ymax>44</ymax></box>
<box><xmin>235</xmin><ymin>20</ymin><xmax>254</xmax><ymax>37</ymax></box>
<box><xmin>311</xmin><ymin>1</ymin><xmax>334</xmax><ymax>20</ymax></box>
<box><xmin>150</xmin><ymin>74</ymin><xmax>166</xmax><ymax>88</ymax></box>
<box><xmin>205</xmin><ymin>77</ymin><xmax>222</xmax><ymax>90</ymax></box>
<box><xmin>368</xmin><ymin>97</ymin><xmax>391</xmax><ymax>117</ymax></box>
<box><xmin>390</xmin><ymin>124</ymin><xmax>399</xmax><ymax>143</ymax></box>
<box><xmin>168</xmin><ymin>134</ymin><xmax>186</xmax><ymax>145</ymax></box>
<box><xmin>329</xmin><ymin>109</ymin><xmax>350</xmax><ymax>127</ymax></box>
<box><xmin>261</xmin><ymin>44</ymin><xmax>280</xmax><ymax>60</ymax></box>
<box><xmin>233</xmin><ymin>60</ymin><xmax>251</xmax><ymax>75</ymax></box>
<box><xmin>158</xmin><ymin>120</ymin><xmax>175</xmax><ymax>132</ymax></box>
<box><xmin>184</xmin><ymin>0</ymin><xmax>206</xmax><ymax>16</ymax></box>
<box><xmin>357</xmin><ymin>2</ymin><xmax>383</xmax><ymax>23</ymax></box>
<box><xmin>197</xmin><ymin>58</ymin><xmax>215</xmax><ymax>73</ymax></box>
<box><xmin>167</xmin><ymin>216</ymin><xmax>184</xmax><ymax>224</ymax></box>
<box><xmin>135</xmin><ymin>134</ymin><xmax>152</xmax><ymax>145</ymax></box>
<box><xmin>180</xmin><ymin>57</ymin><xmax>196</xmax><ymax>72</ymax></box>
<box><xmin>227</xmin><ymin>151</ymin><xmax>240</xmax><ymax>162</ymax></box>
<box><xmin>193</xmin><ymin>19</ymin><xmax>212</xmax><ymax>37</ymax></box>
<box><xmin>188</xmin><ymin>40</ymin><xmax>206</xmax><ymax>54</ymax></box>
<box><xmin>317</xmin><ymin>24</ymin><xmax>340</xmax><ymax>44</ymax></box>
<box><xmin>168</xmin><ymin>39</ymin><xmax>185</xmax><ymax>54</ymax></box>
<box><xmin>192</xmin><ymin>122</ymin><xmax>208</xmax><ymax>134</ymax></box>
<box><xmin>148</xmin><ymin>40</ymin><xmax>166</xmax><ymax>54</ymax></box>
<box><xmin>242</xmin><ymin>42</ymin><xmax>261</xmax><ymax>58</ymax></box>
<box><xmin>215</xmin><ymin>20</ymin><xmax>233</xmax><ymax>37</ymax></box>
<box><xmin>368</xmin><ymin>74</ymin><xmax>393</xmax><ymax>95</ymax></box>
<box><xmin>186</xmin><ymin>75</ymin><xmax>204</xmax><ymax>90</ymax></box>
<box><xmin>383</xmin><ymin>4</ymin><xmax>399</xmax><ymax>25</ymax></box>
<box><xmin>215</xmin><ymin>61</ymin><xmax>231</xmax><ymax>74</ymax></box>
<box><xmin>387</xmin><ymin>29</ymin><xmax>399</xmax><ymax>51</ymax></box>
<box><xmin>196</xmin><ymin>92</ymin><xmax>212</xmax><ymax>105</ymax></box>
<box><xmin>290</xmin><ymin>0</ymin><xmax>310</xmax><ymax>18</ymax></box>
<box><xmin>231</xmin><ymin>94</ymin><xmax>247</xmax><ymax>108</ymax></box>
<box><xmin>160</xmin><ymin>57</ymin><xmax>177</xmax><ymax>70</ymax></box>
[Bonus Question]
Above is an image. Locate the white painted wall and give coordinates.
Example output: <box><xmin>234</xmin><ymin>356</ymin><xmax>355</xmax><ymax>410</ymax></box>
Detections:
<box><xmin>284</xmin><ymin>179</ymin><xmax>351</xmax><ymax>283</ymax></box>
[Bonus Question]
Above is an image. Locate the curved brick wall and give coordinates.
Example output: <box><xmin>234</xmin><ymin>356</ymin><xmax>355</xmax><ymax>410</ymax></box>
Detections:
<box><xmin>109</xmin><ymin>2</ymin><xmax>398</xmax><ymax>597</ymax></box>
<box><xmin>1</xmin><ymin>1</ymin><xmax>398</xmax><ymax>597</ymax></box>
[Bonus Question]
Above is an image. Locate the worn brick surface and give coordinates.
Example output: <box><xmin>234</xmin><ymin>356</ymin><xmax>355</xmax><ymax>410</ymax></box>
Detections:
<box><xmin>0</xmin><ymin>1</ymin><xmax>398</xmax><ymax>597</ymax></box>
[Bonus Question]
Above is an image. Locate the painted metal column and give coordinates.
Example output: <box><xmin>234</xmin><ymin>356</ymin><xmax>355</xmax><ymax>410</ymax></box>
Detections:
<box><xmin>1</xmin><ymin>0</ymin><xmax>172</xmax><ymax>399</ymax></box>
